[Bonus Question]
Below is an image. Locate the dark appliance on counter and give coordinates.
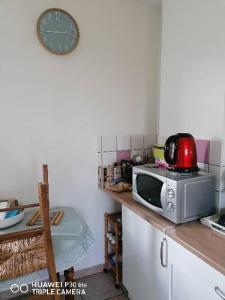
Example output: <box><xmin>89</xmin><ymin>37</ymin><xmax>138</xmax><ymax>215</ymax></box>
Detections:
<box><xmin>121</xmin><ymin>160</ymin><xmax>134</xmax><ymax>183</ymax></box>
<box><xmin>164</xmin><ymin>133</ymin><xmax>198</xmax><ymax>173</ymax></box>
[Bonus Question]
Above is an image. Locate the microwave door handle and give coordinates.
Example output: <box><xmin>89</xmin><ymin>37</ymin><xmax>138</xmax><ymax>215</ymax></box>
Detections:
<box><xmin>133</xmin><ymin>173</ymin><xmax>137</xmax><ymax>193</ymax></box>
<box><xmin>161</xmin><ymin>183</ymin><xmax>167</xmax><ymax>210</ymax></box>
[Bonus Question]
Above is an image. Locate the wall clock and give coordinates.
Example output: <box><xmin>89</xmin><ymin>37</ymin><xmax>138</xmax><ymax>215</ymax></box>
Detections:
<box><xmin>37</xmin><ymin>8</ymin><xmax>80</xmax><ymax>55</ymax></box>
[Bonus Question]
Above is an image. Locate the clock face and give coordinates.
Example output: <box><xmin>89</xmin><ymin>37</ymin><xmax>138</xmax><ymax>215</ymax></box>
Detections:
<box><xmin>37</xmin><ymin>8</ymin><xmax>80</xmax><ymax>55</ymax></box>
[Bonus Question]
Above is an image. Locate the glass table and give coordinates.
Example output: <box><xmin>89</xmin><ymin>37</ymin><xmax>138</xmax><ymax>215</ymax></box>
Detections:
<box><xmin>0</xmin><ymin>206</ymin><xmax>95</xmax><ymax>299</ymax></box>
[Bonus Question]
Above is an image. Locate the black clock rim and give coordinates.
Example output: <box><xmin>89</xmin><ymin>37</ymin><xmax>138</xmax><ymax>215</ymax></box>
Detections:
<box><xmin>37</xmin><ymin>8</ymin><xmax>80</xmax><ymax>56</ymax></box>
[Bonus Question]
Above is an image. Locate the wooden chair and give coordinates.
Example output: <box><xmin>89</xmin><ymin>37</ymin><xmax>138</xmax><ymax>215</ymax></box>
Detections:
<box><xmin>0</xmin><ymin>165</ymin><xmax>61</xmax><ymax>300</ymax></box>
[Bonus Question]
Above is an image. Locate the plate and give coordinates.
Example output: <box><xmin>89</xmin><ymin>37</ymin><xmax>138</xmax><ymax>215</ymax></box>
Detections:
<box><xmin>200</xmin><ymin>214</ymin><xmax>225</xmax><ymax>236</ymax></box>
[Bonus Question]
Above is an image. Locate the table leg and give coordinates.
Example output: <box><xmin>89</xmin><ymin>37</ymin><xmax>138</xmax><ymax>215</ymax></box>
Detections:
<box><xmin>57</xmin><ymin>272</ymin><xmax>60</xmax><ymax>282</ymax></box>
<box><xmin>64</xmin><ymin>267</ymin><xmax>75</xmax><ymax>300</ymax></box>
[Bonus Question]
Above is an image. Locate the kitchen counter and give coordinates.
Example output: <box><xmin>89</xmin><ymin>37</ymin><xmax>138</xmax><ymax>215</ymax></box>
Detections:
<box><xmin>101</xmin><ymin>188</ymin><xmax>225</xmax><ymax>275</ymax></box>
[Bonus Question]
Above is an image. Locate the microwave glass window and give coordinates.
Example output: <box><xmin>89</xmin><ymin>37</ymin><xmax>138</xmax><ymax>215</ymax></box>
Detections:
<box><xmin>136</xmin><ymin>174</ymin><xmax>163</xmax><ymax>208</ymax></box>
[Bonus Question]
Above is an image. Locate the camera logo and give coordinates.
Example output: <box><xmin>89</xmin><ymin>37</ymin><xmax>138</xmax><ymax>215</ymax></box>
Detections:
<box><xmin>11</xmin><ymin>284</ymin><xmax>29</xmax><ymax>294</ymax></box>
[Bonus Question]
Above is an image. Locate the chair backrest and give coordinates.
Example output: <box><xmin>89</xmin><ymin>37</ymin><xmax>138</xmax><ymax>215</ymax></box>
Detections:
<box><xmin>43</xmin><ymin>164</ymin><xmax>49</xmax><ymax>185</ymax></box>
<box><xmin>37</xmin><ymin>181</ymin><xmax>60</xmax><ymax>300</ymax></box>
<box><xmin>0</xmin><ymin>165</ymin><xmax>60</xmax><ymax>300</ymax></box>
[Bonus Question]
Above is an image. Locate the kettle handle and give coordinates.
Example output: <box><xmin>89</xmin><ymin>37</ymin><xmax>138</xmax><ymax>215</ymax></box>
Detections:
<box><xmin>164</xmin><ymin>135</ymin><xmax>178</xmax><ymax>165</ymax></box>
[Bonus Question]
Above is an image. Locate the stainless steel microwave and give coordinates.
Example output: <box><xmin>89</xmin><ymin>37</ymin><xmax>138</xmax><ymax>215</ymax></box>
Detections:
<box><xmin>132</xmin><ymin>165</ymin><xmax>215</xmax><ymax>224</ymax></box>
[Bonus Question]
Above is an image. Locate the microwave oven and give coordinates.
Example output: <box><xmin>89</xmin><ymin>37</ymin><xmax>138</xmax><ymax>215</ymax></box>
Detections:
<box><xmin>132</xmin><ymin>165</ymin><xmax>215</xmax><ymax>224</ymax></box>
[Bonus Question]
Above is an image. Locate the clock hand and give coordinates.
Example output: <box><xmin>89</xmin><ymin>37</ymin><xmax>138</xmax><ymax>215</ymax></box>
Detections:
<box><xmin>44</xmin><ymin>30</ymin><xmax>69</xmax><ymax>34</ymax></box>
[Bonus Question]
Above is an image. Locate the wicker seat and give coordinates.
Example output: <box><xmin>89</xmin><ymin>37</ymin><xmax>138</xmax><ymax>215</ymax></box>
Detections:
<box><xmin>0</xmin><ymin>165</ymin><xmax>61</xmax><ymax>300</ymax></box>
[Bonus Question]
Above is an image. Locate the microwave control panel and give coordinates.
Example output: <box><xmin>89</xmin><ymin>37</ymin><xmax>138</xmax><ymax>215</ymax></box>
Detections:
<box><xmin>166</xmin><ymin>184</ymin><xmax>176</xmax><ymax>213</ymax></box>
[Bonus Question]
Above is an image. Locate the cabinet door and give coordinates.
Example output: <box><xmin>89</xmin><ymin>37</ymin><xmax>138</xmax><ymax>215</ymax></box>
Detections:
<box><xmin>168</xmin><ymin>237</ymin><xmax>225</xmax><ymax>300</ymax></box>
<box><xmin>122</xmin><ymin>205</ymin><xmax>170</xmax><ymax>300</ymax></box>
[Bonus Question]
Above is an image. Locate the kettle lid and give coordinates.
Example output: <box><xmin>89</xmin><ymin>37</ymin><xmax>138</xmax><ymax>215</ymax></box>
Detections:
<box><xmin>177</xmin><ymin>133</ymin><xmax>194</xmax><ymax>138</ymax></box>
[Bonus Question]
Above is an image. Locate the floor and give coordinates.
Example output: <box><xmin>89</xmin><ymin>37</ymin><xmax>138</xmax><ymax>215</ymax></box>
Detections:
<box><xmin>79</xmin><ymin>272</ymin><xmax>128</xmax><ymax>300</ymax></box>
<box><xmin>12</xmin><ymin>272</ymin><xmax>128</xmax><ymax>300</ymax></box>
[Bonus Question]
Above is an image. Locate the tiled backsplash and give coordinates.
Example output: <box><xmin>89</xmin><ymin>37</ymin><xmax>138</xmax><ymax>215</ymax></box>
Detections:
<box><xmin>158</xmin><ymin>136</ymin><xmax>225</xmax><ymax>213</ymax></box>
<box><xmin>97</xmin><ymin>134</ymin><xmax>225</xmax><ymax>213</ymax></box>
<box><xmin>97</xmin><ymin>134</ymin><xmax>156</xmax><ymax>166</ymax></box>
<box><xmin>195</xmin><ymin>140</ymin><xmax>209</xmax><ymax>164</ymax></box>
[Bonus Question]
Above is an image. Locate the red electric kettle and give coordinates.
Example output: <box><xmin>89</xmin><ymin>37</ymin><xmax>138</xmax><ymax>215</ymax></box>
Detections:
<box><xmin>164</xmin><ymin>133</ymin><xmax>198</xmax><ymax>173</ymax></box>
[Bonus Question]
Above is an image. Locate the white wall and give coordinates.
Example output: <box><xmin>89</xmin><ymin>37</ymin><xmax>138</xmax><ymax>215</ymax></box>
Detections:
<box><xmin>159</xmin><ymin>0</ymin><xmax>225</xmax><ymax>140</ymax></box>
<box><xmin>0</xmin><ymin>0</ymin><xmax>161</xmax><ymax>269</ymax></box>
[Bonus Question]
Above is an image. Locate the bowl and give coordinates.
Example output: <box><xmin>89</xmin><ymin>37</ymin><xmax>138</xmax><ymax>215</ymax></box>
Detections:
<box><xmin>0</xmin><ymin>210</ymin><xmax>25</xmax><ymax>229</ymax></box>
<box><xmin>0</xmin><ymin>201</ymin><xmax>10</xmax><ymax>221</ymax></box>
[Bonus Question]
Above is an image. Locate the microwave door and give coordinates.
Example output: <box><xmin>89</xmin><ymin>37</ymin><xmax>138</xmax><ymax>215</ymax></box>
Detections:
<box><xmin>134</xmin><ymin>173</ymin><xmax>165</xmax><ymax>213</ymax></box>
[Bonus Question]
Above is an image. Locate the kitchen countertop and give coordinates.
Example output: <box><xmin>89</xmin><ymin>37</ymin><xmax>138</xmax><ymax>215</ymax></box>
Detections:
<box><xmin>101</xmin><ymin>188</ymin><xmax>225</xmax><ymax>275</ymax></box>
<box><xmin>167</xmin><ymin>222</ymin><xmax>225</xmax><ymax>275</ymax></box>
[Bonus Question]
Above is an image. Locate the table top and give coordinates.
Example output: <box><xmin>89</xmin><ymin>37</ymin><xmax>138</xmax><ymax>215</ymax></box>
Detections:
<box><xmin>101</xmin><ymin>188</ymin><xmax>225</xmax><ymax>275</ymax></box>
<box><xmin>0</xmin><ymin>207</ymin><xmax>94</xmax><ymax>293</ymax></box>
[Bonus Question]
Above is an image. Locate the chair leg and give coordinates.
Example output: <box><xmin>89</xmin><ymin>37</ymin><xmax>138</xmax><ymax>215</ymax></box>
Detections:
<box><xmin>57</xmin><ymin>272</ymin><xmax>60</xmax><ymax>282</ymax></box>
<box><xmin>64</xmin><ymin>267</ymin><xmax>75</xmax><ymax>300</ymax></box>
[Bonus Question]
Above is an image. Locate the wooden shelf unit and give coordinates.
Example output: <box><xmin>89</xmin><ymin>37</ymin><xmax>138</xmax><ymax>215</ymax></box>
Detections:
<box><xmin>104</xmin><ymin>212</ymin><xmax>122</xmax><ymax>288</ymax></box>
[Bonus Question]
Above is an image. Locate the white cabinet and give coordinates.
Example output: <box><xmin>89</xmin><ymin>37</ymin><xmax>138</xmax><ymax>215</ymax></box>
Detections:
<box><xmin>122</xmin><ymin>205</ymin><xmax>225</xmax><ymax>300</ymax></box>
<box><xmin>168</xmin><ymin>237</ymin><xmax>225</xmax><ymax>300</ymax></box>
<box><xmin>122</xmin><ymin>205</ymin><xmax>170</xmax><ymax>300</ymax></box>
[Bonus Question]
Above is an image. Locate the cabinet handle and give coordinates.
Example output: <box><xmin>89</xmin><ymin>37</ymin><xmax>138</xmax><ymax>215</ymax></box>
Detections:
<box><xmin>215</xmin><ymin>286</ymin><xmax>225</xmax><ymax>299</ymax></box>
<box><xmin>160</xmin><ymin>238</ymin><xmax>167</xmax><ymax>268</ymax></box>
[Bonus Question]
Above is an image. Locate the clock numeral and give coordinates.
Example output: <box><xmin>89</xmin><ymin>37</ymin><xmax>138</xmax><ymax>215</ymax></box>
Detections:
<box><xmin>55</xmin><ymin>12</ymin><xmax>61</xmax><ymax>21</ymax></box>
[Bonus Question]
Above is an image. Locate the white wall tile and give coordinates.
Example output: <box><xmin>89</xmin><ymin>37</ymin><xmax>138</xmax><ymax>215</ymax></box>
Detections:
<box><xmin>102</xmin><ymin>136</ymin><xmax>116</xmax><ymax>152</ymax></box>
<box><xmin>209</xmin><ymin>140</ymin><xmax>222</xmax><ymax>166</ymax></box>
<box><xmin>97</xmin><ymin>153</ymin><xmax>103</xmax><ymax>166</ymax></box>
<box><xmin>131</xmin><ymin>135</ymin><xmax>144</xmax><ymax>150</ymax></box>
<box><xmin>157</xmin><ymin>136</ymin><xmax>167</xmax><ymax>145</ymax></box>
<box><xmin>144</xmin><ymin>134</ymin><xmax>157</xmax><ymax>149</ymax></box>
<box><xmin>197</xmin><ymin>163</ymin><xmax>209</xmax><ymax>172</ymax></box>
<box><xmin>102</xmin><ymin>152</ymin><xmax>117</xmax><ymax>166</ymax></box>
<box><xmin>97</xmin><ymin>136</ymin><xmax>102</xmax><ymax>153</ymax></box>
<box><xmin>209</xmin><ymin>165</ymin><xmax>221</xmax><ymax>190</ymax></box>
<box><xmin>117</xmin><ymin>135</ymin><xmax>131</xmax><ymax>151</ymax></box>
